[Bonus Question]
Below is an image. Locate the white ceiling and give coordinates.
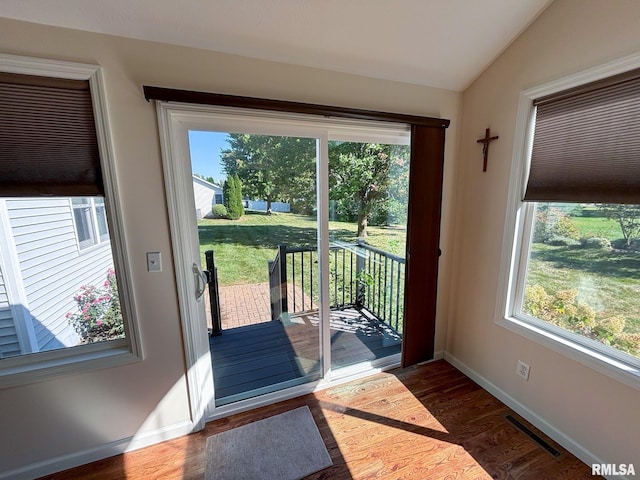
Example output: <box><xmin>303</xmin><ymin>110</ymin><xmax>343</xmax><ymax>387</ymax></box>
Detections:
<box><xmin>0</xmin><ymin>0</ymin><xmax>551</xmax><ymax>91</ymax></box>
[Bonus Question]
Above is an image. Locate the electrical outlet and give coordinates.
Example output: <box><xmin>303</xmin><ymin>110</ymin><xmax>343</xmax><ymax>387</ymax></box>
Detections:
<box><xmin>516</xmin><ymin>360</ymin><xmax>530</xmax><ymax>380</ymax></box>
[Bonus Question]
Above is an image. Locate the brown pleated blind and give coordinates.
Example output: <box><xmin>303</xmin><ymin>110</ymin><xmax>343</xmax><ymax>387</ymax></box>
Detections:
<box><xmin>524</xmin><ymin>68</ymin><xmax>640</xmax><ymax>204</ymax></box>
<box><xmin>0</xmin><ymin>72</ymin><xmax>103</xmax><ymax>196</ymax></box>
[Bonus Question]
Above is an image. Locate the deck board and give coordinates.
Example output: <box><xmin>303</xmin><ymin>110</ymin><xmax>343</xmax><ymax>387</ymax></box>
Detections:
<box><xmin>210</xmin><ymin>308</ymin><xmax>401</xmax><ymax>402</ymax></box>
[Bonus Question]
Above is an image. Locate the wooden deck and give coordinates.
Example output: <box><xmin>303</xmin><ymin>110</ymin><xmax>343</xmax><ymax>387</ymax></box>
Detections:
<box><xmin>210</xmin><ymin>308</ymin><xmax>401</xmax><ymax>404</ymax></box>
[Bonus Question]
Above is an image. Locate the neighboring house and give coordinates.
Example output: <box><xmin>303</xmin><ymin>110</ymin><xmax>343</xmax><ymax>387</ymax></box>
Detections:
<box><xmin>192</xmin><ymin>175</ymin><xmax>224</xmax><ymax>219</ymax></box>
<box><xmin>0</xmin><ymin>197</ymin><xmax>114</xmax><ymax>358</ymax></box>
<box><xmin>243</xmin><ymin>200</ymin><xmax>290</xmax><ymax>213</ymax></box>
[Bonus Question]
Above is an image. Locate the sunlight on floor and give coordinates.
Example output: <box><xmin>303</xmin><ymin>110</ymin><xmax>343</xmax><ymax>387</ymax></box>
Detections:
<box><xmin>317</xmin><ymin>372</ymin><xmax>493</xmax><ymax>479</ymax></box>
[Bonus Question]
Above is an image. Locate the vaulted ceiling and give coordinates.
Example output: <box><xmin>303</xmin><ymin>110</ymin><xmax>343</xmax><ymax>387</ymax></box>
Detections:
<box><xmin>0</xmin><ymin>0</ymin><xmax>551</xmax><ymax>91</ymax></box>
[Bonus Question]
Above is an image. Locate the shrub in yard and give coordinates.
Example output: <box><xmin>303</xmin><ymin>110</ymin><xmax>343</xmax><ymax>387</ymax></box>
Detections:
<box><xmin>223</xmin><ymin>175</ymin><xmax>244</xmax><ymax>220</ymax></box>
<box><xmin>232</xmin><ymin>173</ymin><xmax>245</xmax><ymax>218</ymax></box>
<box><xmin>547</xmin><ymin>235</ymin><xmax>580</xmax><ymax>247</ymax></box>
<box><xmin>533</xmin><ymin>206</ymin><xmax>580</xmax><ymax>243</ymax></box>
<box><xmin>212</xmin><ymin>204</ymin><xmax>228</xmax><ymax>218</ymax></box>
<box><xmin>554</xmin><ymin>214</ymin><xmax>581</xmax><ymax>240</ymax></box>
<box><xmin>524</xmin><ymin>284</ymin><xmax>640</xmax><ymax>357</ymax></box>
<box><xmin>580</xmin><ymin>237</ymin><xmax>612</xmax><ymax>250</ymax></box>
<box><xmin>66</xmin><ymin>268</ymin><xmax>124</xmax><ymax>344</ymax></box>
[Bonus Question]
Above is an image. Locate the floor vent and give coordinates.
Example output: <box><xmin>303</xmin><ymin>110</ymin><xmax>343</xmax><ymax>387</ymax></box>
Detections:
<box><xmin>505</xmin><ymin>415</ymin><xmax>561</xmax><ymax>457</ymax></box>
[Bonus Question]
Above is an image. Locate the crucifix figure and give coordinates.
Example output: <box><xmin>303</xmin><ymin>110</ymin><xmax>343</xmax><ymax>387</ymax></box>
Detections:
<box><xmin>476</xmin><ymin>128</ymin><xmax>499</xmax><ymax>172</ymax></box>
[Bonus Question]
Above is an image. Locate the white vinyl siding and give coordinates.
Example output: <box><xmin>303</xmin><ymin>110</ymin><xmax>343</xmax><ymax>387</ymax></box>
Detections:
<box><xmin>192</xmin><ymin>176</ymin><xmax>223</xmax><ymax>219</ymax></box>
<box><xmin>0</xmin><ymin>264</ymin><xmax>21</xmax><ymax>359</ymax></box>
<box><xmin>6</xmin><ymin>198</ymin><xmax>113</xmax><ymax>351</ymax></box>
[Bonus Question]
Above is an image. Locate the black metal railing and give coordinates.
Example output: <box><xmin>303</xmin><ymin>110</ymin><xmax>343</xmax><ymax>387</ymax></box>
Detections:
<box><xmin>356</xmin><ymin>240</ymin><xmax>405</xmax><ymax>333</ymax></box>
<box><xmin>269</xmin><ymin>241</ymin><xmax>405</xmax><ymax>333</ymax></box>
<box><xmin>268</xmin><ymin>244</ymin><xmax>288</xmax><ymax>321</ymax></box>
<box><xmin>205</xmin><ymin>250</ymin><xmax>222</xmax><ymax>336</ymax></box>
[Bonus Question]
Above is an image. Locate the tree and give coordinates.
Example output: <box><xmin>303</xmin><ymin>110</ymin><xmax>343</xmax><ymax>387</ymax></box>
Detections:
<box><xmin>329</xmin><ymin>142</ymin><xmax>410</xmax><ymax>237</ymax></box>
<box><xmin>223</xmin><ymin>175</ymin><xmax>244</xmax><ymax>220</ymax></box>
<box><xmin>220</xmin><ymin>134</ymin><xmax>316</xmax><ymax>213</ymax></box>
<box><xmin>232</xmin><ymin>173</ymin><xmax>245</xmax><ymax>218</ymax></box>
<box><xmin>597</xmin><ymin>204</ymin><xmax>640</xmax><ymax>248</ymax></box>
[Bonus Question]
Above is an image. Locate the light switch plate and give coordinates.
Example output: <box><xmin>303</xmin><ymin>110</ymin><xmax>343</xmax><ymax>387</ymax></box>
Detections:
<box><xmin>146</xmin><ymin>252</ymin><xmax>162</xmax><ymax>272</ymax></box>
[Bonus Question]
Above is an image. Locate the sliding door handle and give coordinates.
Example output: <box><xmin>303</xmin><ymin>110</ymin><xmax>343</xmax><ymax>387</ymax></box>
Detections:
<box><xmin>193</xmin><ymin>263</ymin><xmax>207</xmax><ymax>300</ymax></box>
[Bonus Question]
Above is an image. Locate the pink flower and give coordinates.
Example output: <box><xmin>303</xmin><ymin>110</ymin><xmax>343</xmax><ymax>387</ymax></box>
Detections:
<box><xmin>65</xmin><ymin>312</ymin><xmax>71</xmax><ymax>319</ymax></box>
<box><xmin>96</xmin><ymin>320</ymin><xmax>103</xmax><ymax>326</ymax></box>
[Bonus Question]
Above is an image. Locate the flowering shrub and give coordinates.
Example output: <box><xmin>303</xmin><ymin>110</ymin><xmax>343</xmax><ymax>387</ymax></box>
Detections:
<box><xmin>66</xmin><ymin>268</ymin><xmax>124</xmax><ymax>344</ymax></box>
<box><xmin>524</xmin><ymin>284</ymin><xmax>640</xmax><ymax>357</ymax></box>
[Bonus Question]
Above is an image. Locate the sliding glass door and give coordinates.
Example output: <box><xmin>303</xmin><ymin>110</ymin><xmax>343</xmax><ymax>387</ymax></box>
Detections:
<box><xmin>186</xmin><ymin>118</ymin><xmax>411</xmax><ymax>405</ymax></box>
<box><xmin>155</xmin><ymin>102</ymin><xmax>432</xmax><ymax>418</ymax></box>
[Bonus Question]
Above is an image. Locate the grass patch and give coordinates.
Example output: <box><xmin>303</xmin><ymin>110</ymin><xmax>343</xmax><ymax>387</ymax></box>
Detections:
<box><xmin>198</xmin><ymin>212</ymin><xmax>406</xmax><ymax>286</ymax></box>
<box><xmin>570</xmin><ymin>214</ymin><xmax>621</xmax><ymax>240</ymax></box>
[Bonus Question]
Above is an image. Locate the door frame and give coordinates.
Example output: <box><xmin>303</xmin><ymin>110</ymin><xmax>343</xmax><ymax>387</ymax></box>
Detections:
<box><xmin>154</xmin><ymin>97</ymin><xmax>448</xmax><ymax>427</ymax></box>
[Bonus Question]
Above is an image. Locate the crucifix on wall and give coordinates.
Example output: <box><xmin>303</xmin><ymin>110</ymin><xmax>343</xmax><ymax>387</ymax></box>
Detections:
<box><xmin>476</xmin><ymin>128</ymin><xmax>499</xmax><ymax>172</ymax></box>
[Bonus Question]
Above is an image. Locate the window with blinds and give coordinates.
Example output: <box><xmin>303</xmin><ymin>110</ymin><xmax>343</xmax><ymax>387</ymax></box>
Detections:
<box><xmin>524</xmin><ymin>68</ymin><xmax>640</xmax><ymax>204</ymax></box>
<box><xmin>502</xmin><ymin>62</ymin><xmax>640</xmax><ymax>386</ymax></box>
<box><xmin>0</xmin><ymin>72</ymin><xmax>104</xmax><ymax>197</ymax></box>
<box><xmin>0</xmin><ymin>57</ymin><xmax>138</xmax><ymax>384</ymax></box>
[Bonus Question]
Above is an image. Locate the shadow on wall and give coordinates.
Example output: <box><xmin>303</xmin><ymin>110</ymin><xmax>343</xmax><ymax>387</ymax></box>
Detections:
<box><xmin>1</xmin><ymin>305</ymin><xmax>66</xmax><ymax>360</ymax></box>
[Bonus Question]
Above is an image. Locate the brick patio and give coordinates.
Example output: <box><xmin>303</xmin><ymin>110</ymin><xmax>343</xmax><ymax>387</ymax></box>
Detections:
<box><xmin>218</xmin><ymin>283</ymin><xmax>271</xmax><ymax>329</ymax></box>
<box><xmin>206</xmin><ymin>282</ymin><xmax>316</xmax><ymax>330</ymax></box>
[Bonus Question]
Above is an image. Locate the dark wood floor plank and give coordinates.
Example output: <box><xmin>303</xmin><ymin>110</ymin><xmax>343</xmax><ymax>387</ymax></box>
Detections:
<box><xmin>37</xmin><ymin>360</ymin><xmax>597</xmax><ymax>480</ymax></box>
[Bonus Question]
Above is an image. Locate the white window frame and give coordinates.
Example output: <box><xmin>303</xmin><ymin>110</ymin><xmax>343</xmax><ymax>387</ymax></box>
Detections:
<box><xmin>0</xmin><ymin>54</ymin><xmax>142</xmax><ymax>388</ymax></box>
<box><xmin>496</xmin><ymin>53</ymin><xmax>640</xmax><ymax>391</ymax></box>
<box><xmin>71</xmin><ymin>196</ymin><xmax>110</xmax><ymax>250</ymax></box>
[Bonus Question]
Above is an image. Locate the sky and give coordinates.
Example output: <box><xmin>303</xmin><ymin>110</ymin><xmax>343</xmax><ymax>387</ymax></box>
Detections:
<box><xmin>188</xmin><ymin>130</ymin><xmax>229</xmax><ymax>184</ymax></box>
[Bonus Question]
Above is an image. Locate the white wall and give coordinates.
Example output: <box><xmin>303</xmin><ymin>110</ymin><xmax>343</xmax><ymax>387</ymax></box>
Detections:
<box><xmin>0</xmin><ymin>16</ymin><xmax>461</xmax><ymax>477</ymax></box>
<box><xmin>449</xmin><ymin>0</ymin><xmax>640</xmax><ymax>467</ymax></box>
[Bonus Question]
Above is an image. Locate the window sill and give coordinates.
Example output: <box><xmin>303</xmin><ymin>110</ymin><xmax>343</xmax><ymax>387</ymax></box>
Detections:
<box><xmin>497</xmin><ymin>315</ymin><xmax>640</xmax><ymax>391</ymax></box>
<box><xmin>0</xmin><ymin>342</ymin><xmax>142</xmax><ymax>389</ymax></box>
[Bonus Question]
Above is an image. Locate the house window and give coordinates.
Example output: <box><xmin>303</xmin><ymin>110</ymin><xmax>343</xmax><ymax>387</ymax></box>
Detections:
<box><xmin>501</xmin><ymin>60</ymin><xmax>640</xmax><ymax>386</ymax></box>
<box><xmin>72</xmin><ymin>197</ymin><xmax>110</xmax><ymax>249</ymax></box>
<box><xmin>94</xmin><ymin>197</ymin><xmax>109</xmax><ymax>241</ymax></box>
<box><xmin>215</xmin><ymin>193</ymin><xmax>223</xmax><ymax>205</ymax></box>
<box><xmin>0</xmin><ymin>54</ymin><xmax>140</xmax><ymax>387</ymax></box>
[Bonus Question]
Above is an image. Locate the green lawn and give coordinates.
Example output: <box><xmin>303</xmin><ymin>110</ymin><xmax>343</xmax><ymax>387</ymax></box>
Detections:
<box><xmin>570</xmin><ymin>214</ymin><xmax>621</xmax><ymax>240</ymax></box>
<box><xmin>198</xmin><ymin>211</ymin><xmax>406</xmax><ymax>286</ymax></box>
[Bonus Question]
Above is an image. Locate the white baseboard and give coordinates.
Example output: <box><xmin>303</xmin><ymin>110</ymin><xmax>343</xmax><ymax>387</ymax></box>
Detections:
<box><xmin>442</xmin><ymin>353</ymin><xmax>626</xmax><ymax>479</ymax></box>
<box><xmin>1</xmin><ymin>420</ymin><xmax>194</xmax><ymax>480</ymax></box>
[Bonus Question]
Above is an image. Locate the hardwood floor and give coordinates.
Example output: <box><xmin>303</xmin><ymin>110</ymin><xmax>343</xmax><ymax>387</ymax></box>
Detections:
<box><xmin>38</xmin><ymin>360</ymin><xmax>597</xmax><ymax>480</ymax></box>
